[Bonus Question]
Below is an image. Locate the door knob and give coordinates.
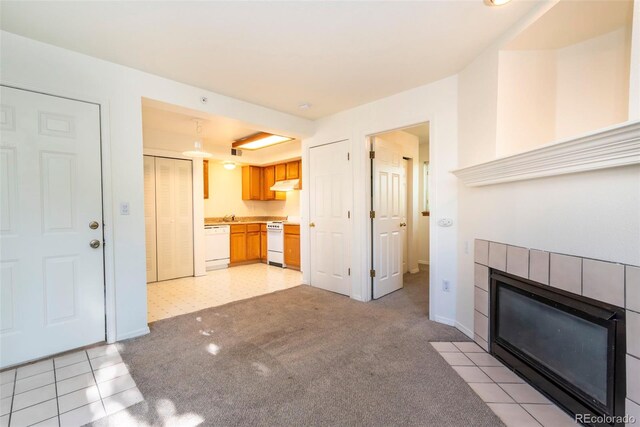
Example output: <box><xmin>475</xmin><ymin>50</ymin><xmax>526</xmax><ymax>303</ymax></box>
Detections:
<box><xmin>89</xmin><ymin>221</ymin><xmax>100</xmax><ymax>230</ymax></box>
<box><xmin>400</xmin><ymin>222</ymin><xmax>407</xmax><ymax>227</ymax></box>
<box><xmin>90</xmin><ymin>239</ymin><xmax>101</xmax><ymax>249</ymax></box>
<box><xmin>309</xmin><ymin>222</ymin><xmax>315</xmax><ymax>227</ymax></box>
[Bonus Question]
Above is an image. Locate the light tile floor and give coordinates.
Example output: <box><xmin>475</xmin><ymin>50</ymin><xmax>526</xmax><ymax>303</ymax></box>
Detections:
<box><xmin>431</xmin><ymin>342</ymin><xmax>575</xmax><ymax>427</ymax></box>
<box><xmin>147</xmin><ymin>263</ymin><xmax>302</xmax><ymax>322</ymax></box>
<box><xmin>0</xmin><ymin>345</ymin><xmax>143</xmax><ymax>427</ymax></box>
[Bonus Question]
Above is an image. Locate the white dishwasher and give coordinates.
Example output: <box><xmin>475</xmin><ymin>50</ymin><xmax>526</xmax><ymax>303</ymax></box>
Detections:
<box><xmin>205</xmin><ymin>225</ymin><xmax>230</xmax><ymax>270</ymax></box>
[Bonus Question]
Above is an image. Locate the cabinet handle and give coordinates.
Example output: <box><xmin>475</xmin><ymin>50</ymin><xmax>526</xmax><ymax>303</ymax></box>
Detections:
<box><xmin>309</xmin><ymin>222</ymin><xmax>315</xmax><ymax>227</ymax></box>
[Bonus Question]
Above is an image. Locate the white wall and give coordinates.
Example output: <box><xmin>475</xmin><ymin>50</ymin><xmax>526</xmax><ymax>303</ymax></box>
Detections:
<box><xmin>555</xmin><ymin>27</ymin><xmax>631</xmax><ymax>140</ymax></box>
<box><xmin>418</xmin><ymin>140</ymin><xmax>430</xmax><ymax>265</ymax></box>
<box><xmin>204</xmin><ymin>161</ymin><xmax>300</xmax><ymax>218</ymax></box>
<box><xmin>456</xmin><ymin>0</ymin><xmax>640</xmax><ymax>339</ymax></box>
<box><xmin>302</xmin><ymin>76</ymin><xmax>458</xmax><ymax>326</ymax></box>
<box><xmin>0</xmin><ymin>31</ymin><xmax>313</xmax><ymax>341</ymax></box>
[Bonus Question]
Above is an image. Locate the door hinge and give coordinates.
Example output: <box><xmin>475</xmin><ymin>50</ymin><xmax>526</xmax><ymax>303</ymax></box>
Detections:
<box><xmin>370</xmin><ymin>269</ymin><xmax>376</xmax><ymax>278</ymax></box>
<box><xmin>369</xmin><ymin>150</ymin><xmax>375</xmax><ymax>159</ymax></box>
<box><xmin>347</xmin><ymin>210</ymin><xmax>351</xmax><ymax>219</ymax></box>
<box><xmin>347</xmin><ymin>152</ymin><xmax>350</xmax><ymax>161</ymax></box>
<box><xmin>348</xmin><ymin>268</ymin><xmax>351</xmax><ymax>276</ymax></box>
<box><xmin>369</xmin><ymin>210</ymin><xmax>375</xmax><ymax>219</ymax></box>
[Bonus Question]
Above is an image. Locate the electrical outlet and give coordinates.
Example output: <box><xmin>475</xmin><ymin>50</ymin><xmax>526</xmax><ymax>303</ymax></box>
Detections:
<box><xmin>120</xmin><ymin>202</ymin><xmax>130</xmax><ymax>215</ymax></box>
<box><xmin>442</xmin><ymin>280</ymin><xmax>450</xmax><ymax>292</ymax></box>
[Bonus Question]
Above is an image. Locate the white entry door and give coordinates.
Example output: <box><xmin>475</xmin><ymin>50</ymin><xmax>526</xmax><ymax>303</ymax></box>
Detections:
<box><xmin>372</xmin><ymin>136</ymin><xmax>404</xmax><ymax>299</ymax></box>
<box><xmin>0</xmin><ymin>86</ymin><xmax>105</xmax><ymax>368</ymax></box>
<box><xmin>309</xmin><ymin>140</ymin><xmax>351</xmax><ymax>296</ymax></box>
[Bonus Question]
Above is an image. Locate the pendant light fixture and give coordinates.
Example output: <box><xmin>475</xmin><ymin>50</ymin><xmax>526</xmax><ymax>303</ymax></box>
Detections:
<box><xmin>182</xmin><ymin>119</ymin><xmax>212</xmax><ymax>158</ymax></box>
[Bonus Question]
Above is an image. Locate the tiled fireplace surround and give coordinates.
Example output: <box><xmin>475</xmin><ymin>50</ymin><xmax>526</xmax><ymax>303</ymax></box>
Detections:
<box><xmin>472</xmin><ymin>239</ymin><xmax>640</xmax><ymax>422</ymax></box>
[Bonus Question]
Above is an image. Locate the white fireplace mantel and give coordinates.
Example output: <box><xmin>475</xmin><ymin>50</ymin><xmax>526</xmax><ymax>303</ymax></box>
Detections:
<box><xmin>452</xmin><ymin>121</ymin><xmax>640</xmax><ymax>187</ymax></box>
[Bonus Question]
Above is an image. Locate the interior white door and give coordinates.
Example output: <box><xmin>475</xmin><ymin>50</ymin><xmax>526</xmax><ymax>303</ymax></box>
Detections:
<box><xmin>309</xmin><ymin>140</ymin><xmax>351</xmax><ymax>296</ymax></box>
<box><xmin>372</xmin><ymin>136</ymin><xmax>404</xmax><ymax>299</ymax></box>
<box><xmin>0</xmin><ymin>86</ymin><xmax>105</xmax><ymax>368</ymax></box>
<box><xmin>144</xmin><ymin>156</ymin><xmax>157</xmax><ymax>283</ymax></box>
<box><xmin>155</xmin><ymin>157</ymin><xmax>194</xmax><ymax>281</ymax></box>
<box><xmin>401</xmin><ymin>159</ymin><xmax>408</xmax><ymax>274</ymax></box>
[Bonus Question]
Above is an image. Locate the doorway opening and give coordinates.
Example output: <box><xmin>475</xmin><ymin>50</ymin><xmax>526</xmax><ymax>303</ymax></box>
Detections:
<box><xmin>369</xmin><ymin>123</ymin><xmax>430</xmax><ymax>315</ymax></box>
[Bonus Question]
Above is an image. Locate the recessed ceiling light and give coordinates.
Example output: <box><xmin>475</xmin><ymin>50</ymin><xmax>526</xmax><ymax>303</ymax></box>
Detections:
<box><xmin>299</xmin><ymin>103</ymin><xmax>312</xmax><ymax>110</ymax></box>
<box><xmin>232</xmin><ymin>132</ymin><xmax>293</xmax><ymax>150</ymax></box>
<box><xmin>223</xmin><ymin>161</ymin><xmax>236</xmax><ymax>170</ymax></box>
<box><xmin>484</xmin><ymin>0</ymin><xmax>511</xmax><ymax>5</ymax></box>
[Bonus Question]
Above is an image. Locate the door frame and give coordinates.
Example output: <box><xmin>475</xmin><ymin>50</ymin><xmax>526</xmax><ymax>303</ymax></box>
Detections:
<box><xmin>365</xmin><ymin>120</ymin><xmax>434</xmax><ymax>313</ymax></box>
<box><xmin>1</xmin><ymin>83</ymin><xmax>117</xmax><ymax>344</ymax></box>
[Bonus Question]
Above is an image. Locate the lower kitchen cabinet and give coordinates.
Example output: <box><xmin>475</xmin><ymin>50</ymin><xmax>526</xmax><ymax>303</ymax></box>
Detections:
<box><xmin>284</xmin><ymin>224</ymin><xmax>300</xmax><ymax>268</ymax></box>
<box><xmin>247</xmin><ymin>230</ymin><xmax>261</xmax><ymax>261</ymax></box>
<box><xmin>230</xmin><ymin>223</ymin><xmax>268</xmax><ymax>264</ymax></box>
<box><xmin>230</xmin><ymin>227</ymin><xmax>247</xmax><ymax>263</ymax></box>
<box><xmin>260</xmin><ymin>224</ymin><xmax>267</xmax><ymax>261</ymax></box>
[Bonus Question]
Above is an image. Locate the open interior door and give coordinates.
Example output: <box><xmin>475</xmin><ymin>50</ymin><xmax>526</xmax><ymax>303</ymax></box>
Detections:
<box><xmin>371</xmin><ymin>136</ymin><xmax>404</xmax><ymax>299</ymax></box>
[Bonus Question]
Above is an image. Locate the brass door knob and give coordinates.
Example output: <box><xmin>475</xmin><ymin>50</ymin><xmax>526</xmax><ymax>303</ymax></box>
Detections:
<box><xmin>400</xmin><ymin>222</ymin><xmax>407</xmax><ymax>227</ymax></box>
<box><xmin>89</xmin><ymin>221</ymin><xmax>100</xmax><ymax>230</ymax></box>
<box><xmin>90</xmin><ymin>239</ymin><xmax>101</xmax><ymax>249</ymax></box>
<box><xmin>309</xmin><ymin>222</ymin><xmax>316</xmax><ymax>227</ymax></box>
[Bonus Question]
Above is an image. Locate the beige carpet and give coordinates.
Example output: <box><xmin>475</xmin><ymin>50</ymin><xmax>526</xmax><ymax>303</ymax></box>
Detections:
<box><xmin>92</xmin><ymin>268</ymin><xmax>503</xmax><ymax>426</ymax></box>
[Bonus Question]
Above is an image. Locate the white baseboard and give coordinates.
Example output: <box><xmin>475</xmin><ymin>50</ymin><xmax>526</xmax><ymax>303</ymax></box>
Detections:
<box><xmin>455</xmin><ymin>322</ymin><xmax>474</xmax><ymax>339</ymax></box>
<box><xmin>115</xmin><ymin>326</ymin><xmax>150</xmax><ymax>342</ymax></box>
<box><xmin>434</xmin><ymin>315</ymin><xmax>456</xmax><ymax>326</ymax></box>
<box><xmin>418</xmin><ymin>260</ymin><xmax>430</xmax><ymax>265</ymax></box>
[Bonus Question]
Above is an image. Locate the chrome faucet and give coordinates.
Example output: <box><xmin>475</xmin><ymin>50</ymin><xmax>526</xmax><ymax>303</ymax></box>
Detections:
<box><xmin>223</xmin><ymin>214</ymin><xmax>236</xmax><ymax>222</ymax></box>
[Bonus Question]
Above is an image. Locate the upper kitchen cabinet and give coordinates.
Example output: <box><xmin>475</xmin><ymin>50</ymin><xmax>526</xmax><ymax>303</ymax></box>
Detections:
<box><xmin>262</xmin><ymin>165</ymin><xmax>286</xmax><ymax>201</ymax></box>
<box><xmin>286</xmin><ymin>161</ymin><xmax>299</xmax><ymax>179</ymax></box>
<box><xmin>495</xmin><ymin>0</ymin><xmax>634</xmax><ymax>157</ymax></box>
<box><xmin>242</xmin><ymin>165</ymin><xmax>262</xmax><ymax>200</ymax></box>
<box><xmin>275</xmin><ymin>163</ymin><xmax>287</xmax><ymax>181</ymax></box>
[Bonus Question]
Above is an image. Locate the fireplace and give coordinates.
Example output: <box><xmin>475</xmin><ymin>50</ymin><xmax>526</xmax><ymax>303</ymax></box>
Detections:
<box><xmin>490</xmin><ymin>271</ymin><xmax>626</xmax><ymax>425</ymax></box>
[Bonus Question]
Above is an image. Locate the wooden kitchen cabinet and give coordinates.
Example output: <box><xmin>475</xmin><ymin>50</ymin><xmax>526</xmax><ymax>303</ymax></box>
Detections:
<box><xmin>286</xmin><ymin>161</ymin><xmax>299</xmax><ymax>179</ymax></box>
<box><xmin>246</xmin><ymin>231</ymin><xmax>261</xmax><ymax>261</ymax></box>
<box><xmin>242</xmin><ymin>166</ymin><xmax>262</xmax><ymax>200</ymax></box>
<box><xmin>230</xmin><ymin>226</ymin><xmax>247</xmax><ymax>263</ymax></box>
<box><xmin>275</xmin><ymin>163</ymin><xmax>287</xmax><ymax>181</ymax></box>
<box><xmin>284</xmin><ymin>224</ymin><xmax>300</xmax><ymax>269</ymax></box>
<box><xmin>260</xmin><ymin>224</ymin><xmax>267</xmax><ymax>261</ymax></box>
<box><xmin>262</xmin><ymin>166</ymin><xmax>285</xmax><ymax>201</ymax></box>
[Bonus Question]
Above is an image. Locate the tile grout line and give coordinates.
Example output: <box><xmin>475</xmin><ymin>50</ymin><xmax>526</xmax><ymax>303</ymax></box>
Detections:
<box><xmin>51</xmin><ymin>358</ymin><xmax>61</xmax><ymax>427</ymax></box>
<box><xmin>87</xmin><ymin>351</ymin><xmax>108</xmax><ymax>415</ymax></box>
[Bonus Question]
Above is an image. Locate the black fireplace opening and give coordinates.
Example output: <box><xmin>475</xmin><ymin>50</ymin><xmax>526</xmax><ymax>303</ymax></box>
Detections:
<box><xmin>490</xmin><ymin>271</ymin><xmax>626</xmax><ymax>426</ymax></box>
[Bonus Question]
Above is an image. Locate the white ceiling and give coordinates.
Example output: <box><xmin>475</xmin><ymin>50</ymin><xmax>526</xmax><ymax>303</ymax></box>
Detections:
<box><xmin>1</xmin><ymin>1</ymin><xmax>540</xmax><ymax>119</ymax></box>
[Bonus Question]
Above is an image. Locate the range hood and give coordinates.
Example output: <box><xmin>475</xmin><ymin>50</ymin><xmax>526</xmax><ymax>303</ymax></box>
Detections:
<box><xmin>270</xmin><ymin>179</ymin><xmax>300</xmax><ymax>192</ymax></box>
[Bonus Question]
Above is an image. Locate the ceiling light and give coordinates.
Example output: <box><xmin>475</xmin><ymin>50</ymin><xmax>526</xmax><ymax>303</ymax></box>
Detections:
<box><xmin>232</xmin><ymin>132</ymin><xmax>293</xmax><ymax>150</ymax></box>
<box><xmin>223</xmin><ymin>161</ymin><xmax>236</xmax><ymax>170</ymax></box>
<box><xmin>182</xmin><ymin>120</ymin><xmax>212</xmax><ymax>158</ymax></box>
<box><xmin>484</xmin><ymin>0</ymin><xmax>511</xmax><ymax>5</ymax></box>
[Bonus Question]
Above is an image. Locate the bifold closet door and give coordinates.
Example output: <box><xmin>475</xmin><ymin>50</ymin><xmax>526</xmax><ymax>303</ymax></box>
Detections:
<box><xmin>155</xmin><ymin>157</ymin><xmax>194</xmax><ymax>281</ymax></box>
<box><xmin>143</xmin><ymin>156</ymin><xmax>157</xmax><ymax>283</ymax></box>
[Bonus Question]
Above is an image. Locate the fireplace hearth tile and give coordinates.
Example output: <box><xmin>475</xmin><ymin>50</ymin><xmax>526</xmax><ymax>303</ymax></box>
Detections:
<box><xmin>474</xmin><ymin>263</ymin><xmax>489</xmax><ymax>291</ymax></box>
<box><xmin>474</xmin><ymin>310</ymin><xmax>489</xmax><ymax>341</ymax></box>
<box><xmin>529</xmin><ymin>250</ymin><xmax>549</xmax><ymax>285</ymax></box>
<box><xmin>626</xmin><ymin>399</ymin><xmax>640</xmax><ymax>426</ymax></box>
<box><xmin>440</xmin><ymin>352</ymin><xmax>475</xmax><ymax>366</ymax></box>
<box><xmin>627</xmin><ymin>310</ymin><xmax>640</xmax><ymax>358</ymax></box>
<box><xmin>489</xmin><ymin>242</ymin><xmax>507</xmax><ymax>271</ymax></box>
<box><xmin>487</xmin><ymin>403</ymin><xmax>541</xmax><ymax>427</ymax></box>
<box><xmin>452</xmin><ymin>341</ymin><xmax>484</xmax><ymax>353</ymax></box>
<box><xmin>429</xmin><ymin>342</ymin><xmax>458</xmax><ymax>353</ymax></box>
<box><xmin>480</xmin><ymin>367</ymin><xmax>525</xmax><ymax>384</ymax></box>
<box><xmin>582</xmin><ymin>258</ymin><xmax>625</xmax><ymax>307</ymax></box>
<box><xmin>452</xmin><ymin>366</ymin><xmax>493</xmax><ymax>383</ymax></box>
<box><xmin>474</xmin><ymin>239</ymin><xmax>489</xmax><ymax>265</ymax></box>
<box><xmin>499</xmin><ymin>383</ymin><xmax>552</xmax><ymax>405</ymax></box>
<box><xmin>466</xmin><ymin>352</ymin><xmax>503</xmax><ymax>367</ymax></box>
<box><xmin>521</xmin><ymin>404</ymin><xmax>575</xmax><ymax>427</ymax></box>
<box><xmin>507</xmin><ymin>246</ymin><xmax>529</xmax><ymax>279</ymax></box>
<box><xmin>474</xmin><ymin>288</ymin><xmax>489</xmax><ymax>317</ymax></box>
<box><xmin>549</xmin><ymin>253</ymin><xmax>581</xmax><ymax>295</ymax></box>
<box><xmin>627</xmin><ymin>355</ymin><xmax>640</xmax><ymax>404</ymax></box>
<box><xmin>626</xmin><ymin>266</ymin><xmax>640</xmax><ymax>313</ymax></box>
<box><xmin>468</xmin><ymin>383</ymin><xmax>515</xmax><ymax>403</ymax></box>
